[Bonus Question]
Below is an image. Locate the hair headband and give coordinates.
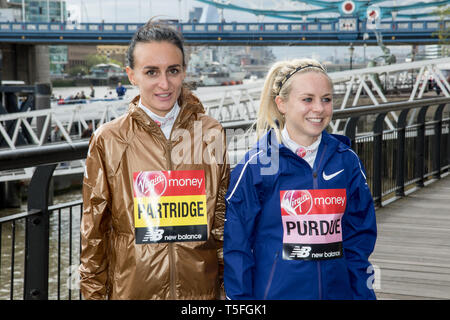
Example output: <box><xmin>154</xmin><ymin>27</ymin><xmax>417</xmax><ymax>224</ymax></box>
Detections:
<box><xmin>277</xmin><ymin>64</ymin><xmax>324</xmax><ymax>94</ymax></box>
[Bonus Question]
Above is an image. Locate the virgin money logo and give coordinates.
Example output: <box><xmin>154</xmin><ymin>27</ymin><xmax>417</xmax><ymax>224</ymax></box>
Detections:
<box><xmin>134</xmin><ymin>171</ymin><xmax>167</xmax><ymax>197</ymax></box>
<box><xmin>281</xmin><ymin>190</ymin><xmax>313</xmax><ymax>216</ymax></box>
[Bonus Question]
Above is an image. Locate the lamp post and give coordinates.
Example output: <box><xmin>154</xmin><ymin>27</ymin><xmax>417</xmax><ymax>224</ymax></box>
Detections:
<box><xmin>349</xmin><ymin>44</ymin><xmax>355</xmax><ymax>70</ymax></box>
<box><xmin>22</xmin><ymin>0</ymin><xmax>25</xmax><ymax>22</ymax></box>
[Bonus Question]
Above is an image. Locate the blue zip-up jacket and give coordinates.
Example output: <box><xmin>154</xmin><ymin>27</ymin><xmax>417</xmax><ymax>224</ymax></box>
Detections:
<box><xmin>224</xmin><ymin>130</ymin><xmax>377</xmax><ymax>300</ymax></box>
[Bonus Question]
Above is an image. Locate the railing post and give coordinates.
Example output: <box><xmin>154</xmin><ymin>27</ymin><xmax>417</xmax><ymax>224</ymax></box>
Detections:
<box><xmin>395</xmin><ymin>109</ymin><xmax>409</xmax><ymax>197</ymax></box>
<box><xmin>415</xmin><ymin>106</ymin><xmax>429</xmax><ymax>188</ymax></box>
<box><xmin>447</xmin><ymin>115</ymin><xmax>450</xmax><ymax>171</ymax></box>
<box><xmin>372</xmin><ymin>112</ymin><xmax>387</xmax><ymax>208</ymax></box>
<box><xmin>24</xmin><ymin>164</ymin><xmax>57</xmax><ymax>300</ymax></box>
<box><xmin>343</xmin><ymin>116</ymin><xmax>359</xmax><ymax>148</ymax></box>
<box><xmin>432</xmin><ymin>104</ymin><xmax>446</xmax><ymax>179</ymax></box>
<box><xmin>35</xmin><ymin>83</ymin><xmax>52</xmax><ymax>143</ymax></box>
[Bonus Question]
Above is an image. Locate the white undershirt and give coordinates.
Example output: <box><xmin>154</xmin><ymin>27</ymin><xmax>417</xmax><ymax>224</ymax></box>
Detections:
<box><xmin>138</xmin><ymin>99</ymin><xmax>180</xmax><ymax>139</ymax></box>
<box><xmin>281</xmin><ymin>126</ymin><xmax>322</xmax><ymax>168</ymax></box>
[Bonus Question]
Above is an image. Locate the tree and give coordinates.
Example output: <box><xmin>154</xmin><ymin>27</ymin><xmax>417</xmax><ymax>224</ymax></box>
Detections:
<box><xmin>67</xmin><ymin>65</ymin><xmax>88</xmax><ymax>77</ymax></box>
<box><xmin>85</xmin><ymin>54</ymin><xmax>109</xmax><ymax>70</ymax></box>
<box><xmin>432</xmin><ymin>5</ymin><xmax>450</xmax><ymax>57</ymax></box>
<box><xmin>85</xmin><ymin>54</ymin><xmax>124</xmax><ymax>71</ymax></box>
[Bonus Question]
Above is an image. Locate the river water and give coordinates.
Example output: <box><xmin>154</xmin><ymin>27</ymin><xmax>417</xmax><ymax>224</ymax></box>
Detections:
<box><xmin>51</xmin><ymin>79</ymin><xmax>262</xmax><ymax>103</ymax></box>
<box><xmin>0</xmin><ymin>188</ymin><xmax>83</xmax><ymax>300</ymax></box>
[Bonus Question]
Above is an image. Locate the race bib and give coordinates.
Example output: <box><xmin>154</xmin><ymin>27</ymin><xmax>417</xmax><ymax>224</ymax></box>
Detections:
<box><xmin>280</xmin><ymin>189</ymin><xmax>346</xmax><ymax>261</ymax></box>
<box><xmin>133</xmin><ymin>170</ymin><xmax>207</xmax><ymax>244</ymax></box>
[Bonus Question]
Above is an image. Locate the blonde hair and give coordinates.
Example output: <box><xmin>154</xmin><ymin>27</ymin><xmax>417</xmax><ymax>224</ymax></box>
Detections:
<box><xmin>256</xmin><ymin>58</ymin><xmax>332</xmax><ymax>143</ymax></box>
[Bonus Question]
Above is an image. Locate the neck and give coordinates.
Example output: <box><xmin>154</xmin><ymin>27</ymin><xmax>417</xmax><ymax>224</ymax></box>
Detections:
<box><xmin>140</xmin><ymin>101</ymin><xmax>175</xmax><ymax>118</ymax></box>
<box><xmin>285</xmin><ymin>125</ymin><xmax>318</xmax><ymax>147</ymax></box>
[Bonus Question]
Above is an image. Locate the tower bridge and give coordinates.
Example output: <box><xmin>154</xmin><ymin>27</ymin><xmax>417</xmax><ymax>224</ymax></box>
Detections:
<box><xmin>0</xmin><ymin>19</ymin><xmax>447</xmax><ymax>45</ymax></box>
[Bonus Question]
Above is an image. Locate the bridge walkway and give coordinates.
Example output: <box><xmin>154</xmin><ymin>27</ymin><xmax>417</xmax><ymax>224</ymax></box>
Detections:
<box><xmin>371</xmin><ymin>174</ymin><xmax>450</xmax><ymax>300</ymax></box>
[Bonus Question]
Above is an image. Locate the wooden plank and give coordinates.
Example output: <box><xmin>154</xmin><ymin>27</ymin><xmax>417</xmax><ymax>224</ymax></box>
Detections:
<box><xmin>370</xmin><ymin>259</ymin><xmax>450</xmax><ymax>275</ymax></box>
<box><xmin>374</xmin><ymin>279</ymin><xmax>450</xmax><ymax>299</ymax></box>
<box><xmin>369</xmin><ymin>175</ymin><xmax>450</xmax><ymax>300</ymax></box>
<box><xmin>376</xmin><ymin>292</ymin><xmax>437</xmax><ymax>300</ymax></box>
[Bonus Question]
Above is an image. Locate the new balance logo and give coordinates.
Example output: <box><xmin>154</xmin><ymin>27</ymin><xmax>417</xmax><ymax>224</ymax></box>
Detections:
<box><xmin>143</xmin><ymin>228</ymin><xmax>164</xmax><ymax>242</ymax></box>
<box><xmin>289</xmin><ymin>246</ymin><xmax>312</xmax><ymax>258</ymax></box>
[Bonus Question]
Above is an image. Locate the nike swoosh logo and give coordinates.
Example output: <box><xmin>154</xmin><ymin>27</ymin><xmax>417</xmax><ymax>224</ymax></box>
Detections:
<box><xmin>322</xmin><ymin>169</ymin><xmax>344</xmax><ymax>181</ymax></box>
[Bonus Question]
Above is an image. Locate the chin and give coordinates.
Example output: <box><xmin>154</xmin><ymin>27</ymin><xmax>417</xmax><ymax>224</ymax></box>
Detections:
<box><xmin>154</xmin><ymin>102</ymin><xmax>176</xmax><ymax>112</ymax></box>
<box><xmin>305</xmin><ymin>126</ymin><xmax>324</xmax><ymax>135</ymax></box>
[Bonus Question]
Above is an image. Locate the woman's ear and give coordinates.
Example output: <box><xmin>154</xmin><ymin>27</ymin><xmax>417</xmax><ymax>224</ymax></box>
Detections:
<box><xmin>181</xmin><ymin>65</ymin><xmax>187</xmax><ymax>81</ymax></box>
<box><xmin>275</xmin><ymin>95</ymin><xmax>286</xmax><ymax>115</ymax></box>
<box><xmin>126</xmin><ymin>66</ymin><xmax>136</xmax><ymax>86</ymax></box>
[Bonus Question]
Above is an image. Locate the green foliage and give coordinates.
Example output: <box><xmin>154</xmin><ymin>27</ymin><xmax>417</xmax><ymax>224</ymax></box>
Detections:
<box><xmin>85</xmin><ymin>54</ymin><xmax>124</xmax><ymax>70</ymax></box>
<box><xmin>85</xmin><ymin>54</ymin><xmax>109</xmax><ymax>70</ymax></box>
<box><xmin>432</xmin><ymin>5</ymin><xmax>450</xmax><ymax>56</ymax></box>
<box><xmin>67</xmin><ymin>65</ymin><xmax>88</xmax><ymax>77</ymax></box>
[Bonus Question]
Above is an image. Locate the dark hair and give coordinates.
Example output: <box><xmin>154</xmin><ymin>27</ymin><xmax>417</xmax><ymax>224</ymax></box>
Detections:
<box><xmin>127</xmin><ymin>20</ymin><xmax>186</xmax><ymax>69</ymax></box>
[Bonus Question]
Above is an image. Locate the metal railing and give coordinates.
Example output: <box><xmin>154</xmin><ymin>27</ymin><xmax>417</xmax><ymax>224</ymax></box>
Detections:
<box><xmin>333</xmin><ymin>96</ymin><xmax>449</xmax><ymax>206</ymax></box>
<box><xmin>0</xmin><ymin>200</ymin><xmax>82</xmax><ymax>300</ymax></box>
<box><xmin>0</xmin><ymin>96</ymin><xmax>449</xmax><ymax>299</ymax></box>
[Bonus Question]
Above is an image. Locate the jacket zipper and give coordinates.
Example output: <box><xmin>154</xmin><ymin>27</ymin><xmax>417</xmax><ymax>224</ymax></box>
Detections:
<box><xmin>166</xmin><ymin>109</ymin><xmax>184</xmax><ymax>300</ymax></box>
<box><xmin>165</xmin><ymin>141</ymin><xmax>176</xmax><ymax>299</ymax></box>
<box><xmin>263</xmin><ymin>251</ymin><xmax>279</xmax><ymax>300</ymax></box>
<box><xmin>163</xmin><ymin>129</ymin><xmax>176</xmax><ymax>299</ymax></box>
<box><xmin>312</xmin><ymin>144</ymin><xmax>327</xmax><ymax>300</ymax></box>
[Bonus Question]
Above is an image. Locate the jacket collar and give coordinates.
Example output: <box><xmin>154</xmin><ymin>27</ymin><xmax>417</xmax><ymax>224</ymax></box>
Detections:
<box><xmin>128</xmin><ymin>92</ymin><xmax>205</xmax><ymax>135</ymax></box>
<box><xmin>258</xmin><ymin>129</ymin><xmax>351</xmax><ymax>167</ymax></box>
<box><xmin>259</xmin><ymin>129</ymin><xmax>350</xmax><ymax>150</ymax></box>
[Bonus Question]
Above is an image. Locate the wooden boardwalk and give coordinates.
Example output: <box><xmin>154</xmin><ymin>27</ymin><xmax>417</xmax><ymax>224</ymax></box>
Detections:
<box><xmin>370</xmin><ymin>174</ymin><xmax>450</xmax><ymax>300</ymax></box>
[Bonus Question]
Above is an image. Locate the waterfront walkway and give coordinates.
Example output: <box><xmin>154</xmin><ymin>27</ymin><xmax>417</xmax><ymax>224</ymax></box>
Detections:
<box><xmin>370</xmin><ymin>174</ymin><xmax>450</xmax><ymax>300</ymax></box>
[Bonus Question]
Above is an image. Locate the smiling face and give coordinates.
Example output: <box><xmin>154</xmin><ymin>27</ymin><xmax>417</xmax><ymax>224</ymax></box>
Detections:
<box><xmin>275</xmin><ymin>71</ymin><xmax>333</xmax><ymax>147</ymax></box>
<box><xmin>126</xmin><ymin>41</ymin><xmax>186</xmax><ymax>117</ymax></box>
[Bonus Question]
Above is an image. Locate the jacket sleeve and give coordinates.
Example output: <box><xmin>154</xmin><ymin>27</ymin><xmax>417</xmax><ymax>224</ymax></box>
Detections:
<box><xmin>342</xmin><ymin>151</ymin><xmax>377</xmax><ymax>300</ymax></box>
<box><xmin>223</xmin><ymin>152</ymin><xmax>262</xmax><ymax>299</ymax></box>
<box><xmin>211</xmin><ymin>128</ymin><xmax>230</xmax><ymax>284</ymax></box>
<box><xmin>79</xmin><ymin>133</ymin><xmax>112</xmax><ymax>300</ymax></box>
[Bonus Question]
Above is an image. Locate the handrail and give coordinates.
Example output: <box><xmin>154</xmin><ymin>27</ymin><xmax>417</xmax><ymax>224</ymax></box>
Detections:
<box><xmin>0</xmin><ymin>208</ymin><xmax>41</xmax><ymax>224</ymax></box>
<box><xmin>332</xmin><ymin>96</ymin><xmax>450</xmax><ymax>119</ymax></box>
<box><xmin>0</xmin><ymin>141</ymin><xmax>88</xmax><ymax>170</ymax></box>
<box><xmin>0</xmin><ymin>96</ymin><xmax>448</xmax><ymax>171</ymax></box>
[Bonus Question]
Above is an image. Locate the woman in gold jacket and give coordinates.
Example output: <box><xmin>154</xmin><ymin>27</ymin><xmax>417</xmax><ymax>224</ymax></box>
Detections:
<box><xmin>79</xmin><ymin>21</ymin><xmax>230</xmax><ymax>300</ymax></box>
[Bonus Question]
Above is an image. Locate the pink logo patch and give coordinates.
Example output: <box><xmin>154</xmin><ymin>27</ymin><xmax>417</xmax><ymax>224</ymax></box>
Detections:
<box><xmin>134</xmin><ymin>171</ymin><xmax>167</xmax><ymax>197</ymax></box>
<box><xmin>296</xmin><ymin>147</ymin><xmax>307</xmax><ymax>158</ymax></box>
<box><xmin>281</xmin><ymin>190</ymin><xmax>313</xmax><ymax>216</ymax></box>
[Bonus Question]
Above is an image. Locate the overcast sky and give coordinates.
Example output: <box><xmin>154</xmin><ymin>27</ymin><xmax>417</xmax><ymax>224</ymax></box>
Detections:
<box><xmin>65</xmin><ymin>0</ymin><xmax>248</xmax><ymax>24</ymax></box>
<box><xmin>64</xmin><ymin>0</ymin><xmax>443</xmax><ymax>24</ymax></box>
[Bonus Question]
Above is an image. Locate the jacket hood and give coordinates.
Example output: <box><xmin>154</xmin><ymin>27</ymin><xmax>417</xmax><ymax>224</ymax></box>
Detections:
<box><xmin>330</xmin><ymin>133</ymin><xmax>351</xmax><ymax>151</ymax></box>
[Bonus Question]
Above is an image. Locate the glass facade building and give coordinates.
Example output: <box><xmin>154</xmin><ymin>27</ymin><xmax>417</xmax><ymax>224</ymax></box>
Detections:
<box><xmin>9</xmin><ymin>0</ymin><xmax>66</xmax><ymax>23</ymax></box>
<box><xmin>9</xmin><ymin>0</ymin><xmax>68</xmax><ymax>75</ymax></box>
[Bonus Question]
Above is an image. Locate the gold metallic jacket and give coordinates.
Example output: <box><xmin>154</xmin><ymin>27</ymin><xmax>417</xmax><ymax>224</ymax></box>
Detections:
<box><xmin>80</xmin><ymin>92</ymin><xmax>229</xmax><ymax>300</ymax></box>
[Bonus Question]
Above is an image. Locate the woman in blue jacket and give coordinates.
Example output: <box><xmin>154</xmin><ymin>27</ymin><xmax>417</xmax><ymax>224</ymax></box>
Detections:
<box><xmin>223</xmin><ymin>58</ymin><xmax>377</xmax><ymax>300</ymax></box>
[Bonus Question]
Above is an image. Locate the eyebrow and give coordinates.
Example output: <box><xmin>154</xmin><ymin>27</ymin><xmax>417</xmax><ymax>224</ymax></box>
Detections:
<box><xmin>299</xmin><ymin>93</ymin><xmax>332</xmax><ymax>97</ymax></box>
<box><xmin>142</xmin><ymin>64</ymin><xmax>182</xmax><ymax>70</ymax></box>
